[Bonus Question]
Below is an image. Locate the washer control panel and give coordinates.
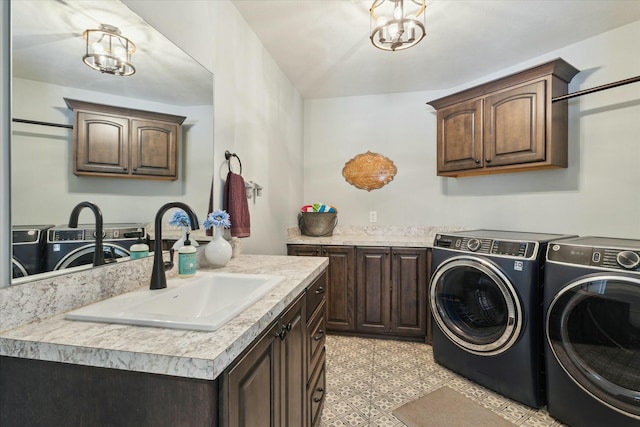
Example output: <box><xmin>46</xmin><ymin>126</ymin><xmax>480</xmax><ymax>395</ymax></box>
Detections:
<box><xmin>434</xmin><ymin>234</ymin><xmax>535</xmax><ymax>258</ymax></box>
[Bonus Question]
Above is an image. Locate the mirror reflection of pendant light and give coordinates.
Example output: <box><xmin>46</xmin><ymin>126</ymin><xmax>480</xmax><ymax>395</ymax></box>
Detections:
<box><xmin>82</xmin><ymin>24</ymin><xmax>136</xmax><ymax>76</ymax></box>
<box><xmin>370</xmin><ymin>0</ymin><xmax>426</xmax><ymax>51</ymax></box>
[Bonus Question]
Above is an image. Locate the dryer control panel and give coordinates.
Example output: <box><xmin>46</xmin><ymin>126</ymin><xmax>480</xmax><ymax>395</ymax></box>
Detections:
<box><xmin>434</xmin><ymin>234</ymin><xmax>537</xmax><ymax>259</ymax></box>
<box><xmin>547</xmin><ymin>243</ymin><xmax>640</xmax><ymax>271</ymax></box>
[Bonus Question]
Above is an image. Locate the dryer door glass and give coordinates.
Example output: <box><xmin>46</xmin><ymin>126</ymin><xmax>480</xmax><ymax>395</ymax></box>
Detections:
<box><xmin>547</xmin><ymin>275</ymin><xmax>640</xmax><ymax>418</ymax></box>
<box><xmin>430</xmin><ymin>256</ymin><xmax>522</xmax><ymax>355</ymax></box>
<box><xmin>54</xmin><ymin>244</ymin><xmax>130</xmax><ymax>270</ymax></box>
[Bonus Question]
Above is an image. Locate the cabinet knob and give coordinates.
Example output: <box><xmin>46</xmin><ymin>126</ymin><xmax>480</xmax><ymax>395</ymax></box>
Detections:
<box><xmin>123</xmin><ymin>166</ymin><xmax>128</xmax><ymax>171</ymax></box>
<box><xmin>475</xmin><ymin>159</ymin><xmax>480</xmax><ymax>164</ymax></box>
<box><xmin>485</xmin><ymin>158</ymin><xmax>491</xmax><ymax>163</ymax></box>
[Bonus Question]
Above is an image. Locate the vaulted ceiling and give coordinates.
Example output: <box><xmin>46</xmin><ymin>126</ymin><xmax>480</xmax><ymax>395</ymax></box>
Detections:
<box><xmin>231</xmin><ymin>0</ymin><xmax>640</xmax><ymax>99</ymax></box>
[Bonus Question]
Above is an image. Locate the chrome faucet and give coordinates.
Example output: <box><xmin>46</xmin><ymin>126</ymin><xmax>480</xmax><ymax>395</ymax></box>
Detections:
<box><xmin>150</xmin><ymin>202</ymin><xmax>199</xmax><ymax>290</ymax></box>
<box><xmin>68</xmin><ymin>201</ymin><xmax>105</xmax><ymax>267</ymax></box>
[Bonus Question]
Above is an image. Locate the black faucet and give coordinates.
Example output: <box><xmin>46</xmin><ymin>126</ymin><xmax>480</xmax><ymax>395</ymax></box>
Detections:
<box><xmin>150</xmin><ymin>202</ymin><xmax>200</xmax><ymax>290</ymax></box>
<box><xmin>68</xmin><ymin>201</ymin><xmax>105</xmax><ymax>267</ymax></box>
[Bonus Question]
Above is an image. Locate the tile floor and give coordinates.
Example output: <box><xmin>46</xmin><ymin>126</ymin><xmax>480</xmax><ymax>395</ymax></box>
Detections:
<box><xmin>321</xmin><ymin>335</ymin><xmax>565</xmax><ymax>427</ymax></box>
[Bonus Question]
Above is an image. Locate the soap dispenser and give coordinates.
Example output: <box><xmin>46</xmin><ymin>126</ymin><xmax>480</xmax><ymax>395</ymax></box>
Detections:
<box><xmin>129</xmin><ymin>231</ymin><xmax>149</xmax><ymax>259</ymax></box>
<box><xmin>178</xmin><ymin>233</ymin><xmax>197</xmax><ymax>278</ymax></box>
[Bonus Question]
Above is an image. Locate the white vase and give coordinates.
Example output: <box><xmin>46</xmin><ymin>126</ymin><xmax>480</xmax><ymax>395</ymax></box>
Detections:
<box><xmin>205</xmin><ymin>226</ymin><xmax>232</xmax><ymax>268</ymax></box>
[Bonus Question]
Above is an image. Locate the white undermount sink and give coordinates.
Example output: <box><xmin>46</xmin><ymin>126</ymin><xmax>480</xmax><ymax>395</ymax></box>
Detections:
<box><xmin>65</xmin><ymin>272</ymin><xmax>286</xmax><ymax>332</ymax></box>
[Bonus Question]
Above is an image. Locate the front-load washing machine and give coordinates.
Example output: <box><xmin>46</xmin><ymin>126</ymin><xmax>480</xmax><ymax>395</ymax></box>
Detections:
<box><xmin>430</xmin><ymin>229</ymin><xmax>575</xmax><ymax>408</ymax></box>
<box><xmin>45</xmin><ymin>223</ymin><xmax>147</xmax><ymax>272</ymax></box>
<box><xmin>544</xmin><ymin>236</ymin><xmax>640</xmax><ymax>427</ymax></box>
<box><xmin>12</xmin><ymin>224</ymin><xmax>54</xmax><ymax>279</ymax></box>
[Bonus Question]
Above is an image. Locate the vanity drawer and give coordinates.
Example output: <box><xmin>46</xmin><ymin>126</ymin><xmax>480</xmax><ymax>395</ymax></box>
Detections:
<box><xmin>307</xmin><ymin>354</ymin><xmax>326</xmax><ymax>427</ymax></box>
<box><xmin>306</xmin><ymin>271</ymin><xmax>327</xmax><ymax>321</ymax></box>
<box><xmin>307</xmin><ymin>300</ymin><xmax>326</xmax><ymax>378</ymax></box>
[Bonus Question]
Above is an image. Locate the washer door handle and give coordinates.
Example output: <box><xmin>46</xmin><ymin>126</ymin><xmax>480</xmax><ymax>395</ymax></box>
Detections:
<box><xmin>508</xmin><ymin>316</ymin><xmax>515</xmax><ymax>326</ymax></box>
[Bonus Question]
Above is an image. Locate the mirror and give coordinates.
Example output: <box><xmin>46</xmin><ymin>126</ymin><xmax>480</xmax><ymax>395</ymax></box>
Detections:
<box><xmin>10</xmin><ymin>0</ymin><xmax>214</xmax><ymax>283</ymax></box>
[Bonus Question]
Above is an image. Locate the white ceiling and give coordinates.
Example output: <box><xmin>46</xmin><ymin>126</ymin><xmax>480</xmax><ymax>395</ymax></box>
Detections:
<box><xmin>231</xmin><ymin>0</ymin><xmax>640</xmax><ymax>99</ymax></box>
<box><xmin>12</xmin><ymin>0</ymin><xmax>212</xmax><ymax>106</ymax></box>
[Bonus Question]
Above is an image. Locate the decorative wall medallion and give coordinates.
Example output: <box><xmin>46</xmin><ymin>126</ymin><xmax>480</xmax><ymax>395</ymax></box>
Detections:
<box><xmin>342</xmin><ymin>151</ymin><xmax>397</xmax><ymax>192</ymax></box>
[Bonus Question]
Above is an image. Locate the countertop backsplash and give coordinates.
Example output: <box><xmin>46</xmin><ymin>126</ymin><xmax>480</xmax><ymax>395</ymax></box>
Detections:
<box><xmin>0</xmin><ymin>256</ymin><xmax>155</xmax><ymax>333</ymax></box>
<box><xmin>287</xmin><ymin>225</ymin><xmax>469</xmax><ymax>247</ymax></box>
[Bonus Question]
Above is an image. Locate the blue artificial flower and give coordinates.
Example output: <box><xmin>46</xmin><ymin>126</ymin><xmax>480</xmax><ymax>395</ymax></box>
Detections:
<box><xmin>168</xmin><ymin>210</ymin><xmax>191</xmax><ymax>227</ymax></box>
<box><xmin>203</xmin><ymin>209</ymin><xmax>231</xmax><ymax>229</ymax></box>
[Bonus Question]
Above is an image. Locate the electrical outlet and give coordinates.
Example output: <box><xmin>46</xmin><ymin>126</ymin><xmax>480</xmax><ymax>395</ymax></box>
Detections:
<box><xmin>369</xmin><ymin>211</ymin><xmax>377</xmax><ymax>223</ymax></box>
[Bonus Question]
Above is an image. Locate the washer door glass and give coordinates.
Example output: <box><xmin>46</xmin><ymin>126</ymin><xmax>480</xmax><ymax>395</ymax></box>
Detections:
<box><xmin>547</xmin><ymin>275</ymin><xmax>640</xmax><ymax>418</ymax></box>
<box><xmin>430</xmin><ymin>256</ymin><xmax>522</xmax><ymax>355</ymax></box>
<box><xmin>55</xmin><ymin>244</ymin><xmax>130</xmax><ymax>270</ymax></box>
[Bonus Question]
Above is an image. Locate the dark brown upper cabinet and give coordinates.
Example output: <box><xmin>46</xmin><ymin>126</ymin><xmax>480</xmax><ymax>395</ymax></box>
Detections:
<box><xmin>428</xmin><ymin>58</ymin><xmax>579</xmax><ymax>177</ymax></box>
<box><xmin>65</xmin><ymin>98</ymin><xmax>186</xmax><ymax>181</ymax></box>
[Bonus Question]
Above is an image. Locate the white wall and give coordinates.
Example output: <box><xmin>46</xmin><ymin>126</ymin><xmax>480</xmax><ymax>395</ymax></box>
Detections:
<box><xmin>123</xmin><ymin>0</ymin><xmax>305</xmax><ymax>255</ymax></box>
<box><xmin>304</xmin><ymin>20</ymin><xmax>640</xmax><ymax>239</ymax></box>
<box><xmin>12</xmin><ymin>78</ymin><xmax>213</xmax><ymax>226</ymax></box>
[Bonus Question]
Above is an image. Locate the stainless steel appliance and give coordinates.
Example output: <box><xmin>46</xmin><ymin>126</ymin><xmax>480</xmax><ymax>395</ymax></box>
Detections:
<box><xmin>544</xmin><ymin>236</ymin><xmax>640</xmax><ymax>427</ymax></box>
<box><xmin>430</xmin><ymin>229</ymin><xmax>575</xmax><ymax>408</ymax></box>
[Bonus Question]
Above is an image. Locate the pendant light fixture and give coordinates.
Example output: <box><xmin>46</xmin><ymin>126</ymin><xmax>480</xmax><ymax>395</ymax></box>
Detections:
<box><xmin>83</xmin><ymin>24</ymin><xmax>136</xmax><ymax>76</ymax></box>
<box><xmin>370</xmin><ymin>0</ymin><xmax>426</xmax><ymax>51</ymax></box>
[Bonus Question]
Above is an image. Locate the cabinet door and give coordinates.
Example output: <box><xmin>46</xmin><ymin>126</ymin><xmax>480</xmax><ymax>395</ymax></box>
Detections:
<box><xmin>356</xmin><ymin>247</ymin><xmax>391</xmax><ymax>334</ymax></box>
<box><xmin>322</xmin><ymin>246</ymin><xmax>356</xmax><ymax>332</ymax></box>
<box><xmin>436</xmin><ymin>99</ymin><xmax>483</xmax><ymax>173</ymax></box>
<box><xmin>391</xmin><ymin>248</ymin><xmax>427</xmax><ymax>337</ymax></box>
<box><xmin>287</xmin><ymin>244</ymin><xmax>322</xmax><ymax>257</ymax></box>
<box><xmin>130</xmin><ymin>119</ymin><xmax>178</xmax><ymax>179</ymax></box>
<box><xmin>74</xmin><ymin>112</ymin><xmax>129</xmax><ymax>175</ymax></box>
<box><xmin>225</xmin><ymin>321</ymin><xmax>281</xmax><ymax>427</ymax></box>
<box><xmin>484</xmin><ymin>79</ymin><xmax>546</xmax><ymax>167</ymax></box>
<box><xmin>279</xmin><ymin>296</ymin><xmax>306</xmax><ymax>427</ymax></box>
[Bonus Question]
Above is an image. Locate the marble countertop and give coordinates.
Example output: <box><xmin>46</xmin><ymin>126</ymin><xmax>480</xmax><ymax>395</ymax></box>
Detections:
<box><xmin>0</xmin><ymin>255</ymin><xmax>328</xmax><ymax>381</ymax></box>
<box><xmin>286</xmin><ymin>225</ymin><xmax>468</xmax><ymax>248</ymax></box>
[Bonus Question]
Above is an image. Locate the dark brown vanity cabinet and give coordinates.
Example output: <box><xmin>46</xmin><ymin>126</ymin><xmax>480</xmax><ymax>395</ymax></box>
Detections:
<box><xmin>222</xmin><ymin>294</ymin><xmax>306</xmax><ymax>427</ymax></box>
<box><xmin>356</xmin><ymin>247</ymin><xmax>428</xmax><ymax>339</ymax></box>
<box><xmin>0</xmin><ymin>356</ymin><xmax>219</xmax><ymax>426</ymax></box>
<box><xmin>65</xmin><ymin>98</ymin><xmax>186</xmax><ymax>181</ymax></box>
<box><xmin>222</xmin><ymin>272</ymin><xmax>327</xmax><ymax>427</ymax></box>
<box><xmin>306</xmin><ymin>272</ymin><xmax>327</xmax><ymax>427</ymax></box>
<box><xmin>288</xmin><ymin>245</ymin><xmax>356</xmax><ymax>332</ymax></box>
<box><xmin>428</xmin><ymin>58</ymin><xmax>579</xmax><ymax>177</ymax></box>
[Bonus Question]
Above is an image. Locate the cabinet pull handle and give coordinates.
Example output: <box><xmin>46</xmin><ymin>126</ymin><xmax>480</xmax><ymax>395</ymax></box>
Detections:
<box><xmin>475</xmin><ymin>159</ymin><xmax>480</xmax><ymax>164</ymax></box>
<box><xmin>314</xmin><ymin>329</ymin><xmax>324</xmax><ymax>341</ymax></box>
<box><xmin>123</xmin><ymin>166</ymin><xmax>128</xmax><ymax>171</ymax></box>
<box><xmin>313</xmin><ymin>387</ymin><xmax>325</xmax><ymax>402</ymax></box>
<box><xmin>278</xmin><ymin>323</ymin><xmax>291</xmax><ymax>340</ymax></box>
<box><xmin>485</xmin><ymin>158</ymin><xmax>491</xmax><ymax>163</ymax></box>
<box><xmin>315</xmin><ymin>287</ymin><xmax>325</xmax><ymax>295</ymax></box>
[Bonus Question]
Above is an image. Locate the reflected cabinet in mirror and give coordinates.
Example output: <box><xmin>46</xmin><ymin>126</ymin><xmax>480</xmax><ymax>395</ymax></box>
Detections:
<box><xmin>10</xmin><ymin>0</ymin><xmax>214</xmax><ymax>284</ymax></box>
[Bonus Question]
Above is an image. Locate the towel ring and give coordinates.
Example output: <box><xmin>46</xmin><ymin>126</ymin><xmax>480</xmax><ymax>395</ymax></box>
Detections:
<box><xmin>225</xmin><ymin>150</ymin><xmax>243</xmax><ymax>175</ymax></box>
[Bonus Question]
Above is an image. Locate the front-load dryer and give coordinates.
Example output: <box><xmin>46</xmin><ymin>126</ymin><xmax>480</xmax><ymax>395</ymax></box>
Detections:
<box><xmin>544</xmin><ymin>236</ymin><xmax>640</xmax><ymax>427</ymax></box>
<box><xmin>45</xmin><ymin>223</ymin><xmax>147</xmax><ymax>272</ymax></box>
<box><xmin>12</xmin><ymin>224</ymin><xmax>54</xmax><ymax>279</ymax></box>
<box><xmin>429</xmin><ymin>229</ymin><xmax>575</xmax><ymax>408</ymax></box>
